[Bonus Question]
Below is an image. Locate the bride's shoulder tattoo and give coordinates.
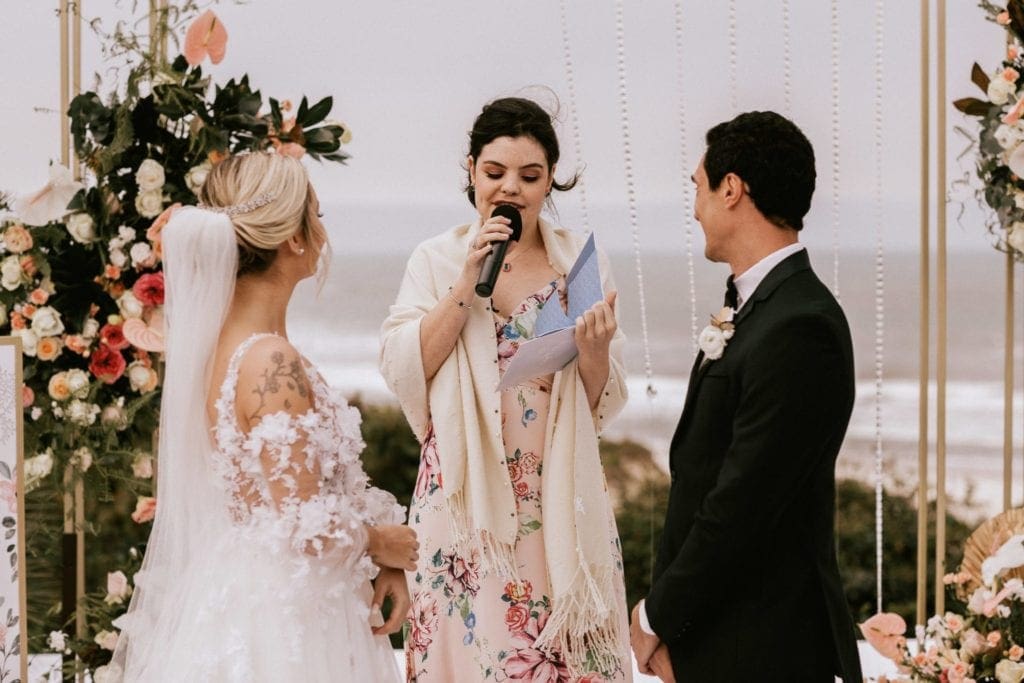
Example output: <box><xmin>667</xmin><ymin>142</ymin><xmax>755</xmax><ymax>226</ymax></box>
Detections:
<box><xmin>248</xmin><ymin>350</ymin><xmax>310</xmax><ymax>420</ymax></box>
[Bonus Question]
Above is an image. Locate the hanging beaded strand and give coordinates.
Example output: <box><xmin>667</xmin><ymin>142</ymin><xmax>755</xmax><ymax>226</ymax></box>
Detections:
<box><xmin>831</xmin><ymin>0</ymin><xmax>842</xmax><ymax>299</ymax></box>
<box><xmin>614</xmin><ymin>0</ymin><xmax>656</xmax><ymax>397</ymax></box>
<box><xmin>728</xmin><ymin>0</ymin><xmax>739</xmax><ymax>113</ymax></box>
<box><xmin>782</xmin><ymin>0</ymin><xmax>792</xmax><ymax>113</ymax></box>
<box><xmin>673</xmin><ymin>0</ymin><xmax>698</xmax><ymax>351</ymax></box>
<box><xmin>872</xmin><ymin>0</ymin><xmax>887</xmax><ymax>616</ymax></box>
<box><xmin>558</xmin><ymin>0</ymin><xmax>591</xmax><ymax>235</ymax></box>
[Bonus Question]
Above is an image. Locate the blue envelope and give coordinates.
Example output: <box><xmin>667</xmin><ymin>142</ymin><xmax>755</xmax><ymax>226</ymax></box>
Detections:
<box><xmin>497</xmin><ymin>233</ymin><xmax>604</xmax><ymax>391</ymax></box>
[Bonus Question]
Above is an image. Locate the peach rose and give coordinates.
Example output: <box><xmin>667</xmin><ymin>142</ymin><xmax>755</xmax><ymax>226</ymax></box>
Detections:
<box><xmin>1010</xmin><ymin>644</ymin><xmax>1024</xmax><ymax>661</ymax></box>
<box><xmin>21</xmin><ymin>304</ymin><xmax>36</xmax><ymax>319</ymax></box>
<box><xmin>145</xmin><ymin>203</ymin><xmax>180</xmax><ymax>263</ymax></box>
<box><xmin>275</xmin><ymin>141</ymin><xmax>305</xmax><ymax>159</ymax></box>
<box><xmin>1005</xmin><ymin>97</ymin><xmax>1024</xmax><ymax>125</ymax></box>
<box><xmin>47</xmin><ymin>373</ymin><xmax>70</xmax><ymax>401</ymax></box>
<box><xmin>131</xmin><ymin>496</ymin><xmax>156</xmax><ymax>523</ymax></box>
<box><xmin>19</xmin><ymin>255</ymin><xmax>36</xmax><ymax>277</ymax></box>
<box><xmin>989</xmin><ymin>630</ymin><xmax>1003</xmax><ymax>647</ymax></box>
<box><xmin>64</xmin><ymin>335</ymin><xmax>90</xmax><ymax>356</ymax></box>
<box><xmin>1000</xmin><ymin>10</ymin><xmax>1012</xmax><ymax>25</ymax></box>
<box><xmin>3</xmin><ymin>224</ymin><xmax>33</xmax><ymax>253</ymax></box>
<box><xmin>860</xmin><ymin>613</ymin><xmax>907</xmax><ymax>662</ymax></box>
<box><xmin>21</xmin><ymin>384</ymin><xmax>33</xmax><ymax>407</ymax></box>
<box><xmin>104</xmin><ymin>264</ymin><xmax>121</xmax><ymax>280</ymax></box>
<box><xmin>28</xmin><ymin>288</ymin><xmax>48</xmax><ymax>305</ymax></box>
<box><xmin>36</xmin><ymin>336</ymin><xmax>62</xmax><ymax>362</ymax></box>
<box><xmin>9</xmin><ymin>313</ymin><xmax>24</xmax><ymax>331</ymax></box>
<box><xmin>946</xmin><ymin>612</ymin><xmax>965</xmax><ymax>632</ymax></box>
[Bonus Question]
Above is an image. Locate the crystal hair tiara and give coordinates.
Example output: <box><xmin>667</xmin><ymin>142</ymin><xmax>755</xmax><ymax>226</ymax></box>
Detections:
<box><xmin>197</xmin><ymin>191</ymin><xmax>278</xmax><ymax>217</ymax></box>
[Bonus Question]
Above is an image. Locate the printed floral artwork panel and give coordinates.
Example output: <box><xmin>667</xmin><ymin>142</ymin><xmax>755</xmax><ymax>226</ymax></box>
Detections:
<box><xmin>0</xmin><ymin>339</ymin><xmax>26</xmax><ymax>683</ymax></box>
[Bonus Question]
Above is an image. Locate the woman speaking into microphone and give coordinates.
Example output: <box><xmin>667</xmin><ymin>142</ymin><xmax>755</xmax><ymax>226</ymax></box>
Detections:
<box><xmin>380</xmin><ymin>96</ymin><xmax>631</xmax><ymax>682</ymax></box>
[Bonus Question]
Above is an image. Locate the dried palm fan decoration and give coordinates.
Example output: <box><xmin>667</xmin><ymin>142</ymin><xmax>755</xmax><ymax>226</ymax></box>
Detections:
<box><xmin>956</xmin><ymin>507</ymin><xmax>1024</xmax><ymax>600</ymax></box>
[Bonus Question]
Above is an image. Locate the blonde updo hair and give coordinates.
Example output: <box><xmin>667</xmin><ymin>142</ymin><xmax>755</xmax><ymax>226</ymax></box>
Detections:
<box><xmin>197</xmin><ymin>152</ymin><xmax>328</xmax><ymax>277</ymax></box>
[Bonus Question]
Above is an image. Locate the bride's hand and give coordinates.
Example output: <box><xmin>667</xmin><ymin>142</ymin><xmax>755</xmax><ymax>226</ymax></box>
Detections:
<box><xmin>371</xmin><ymin>567</ymin><xmax>411</xmax><ymax>636</ymax></box>
<box><xmin>366</xmin><ymin>524</ymin><xmax>419</xmax><ymax>571</ymax></box>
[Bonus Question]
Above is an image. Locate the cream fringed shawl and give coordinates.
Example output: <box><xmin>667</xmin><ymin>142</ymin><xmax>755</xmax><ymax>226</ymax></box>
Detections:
<box><xmin>379</xmin><ymin>218</ymin><xmax>629</xmax><ymax>674</ymax></box>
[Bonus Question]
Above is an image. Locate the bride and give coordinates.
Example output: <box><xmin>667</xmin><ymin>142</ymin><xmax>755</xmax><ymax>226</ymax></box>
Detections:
<box><xmin>110</xmin><ymin>152</ymin><xmax>417</xmax><ymax>682</ymax></box>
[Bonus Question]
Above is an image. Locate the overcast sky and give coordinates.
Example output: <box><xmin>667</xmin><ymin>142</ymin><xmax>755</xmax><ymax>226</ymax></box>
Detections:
<box><xmin>0</xmin><ymin>0</ymin><xmax>1006</xmax><ymax>253</ymax></box>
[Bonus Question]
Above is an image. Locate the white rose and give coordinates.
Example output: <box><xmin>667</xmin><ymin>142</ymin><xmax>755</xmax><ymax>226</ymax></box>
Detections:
<box><xmin>118</xmin><ymin>290</ymin><xmax>145</xmax><ymax>319</ymax></box>
<box><xmin>118</xmin><ymin>225</ymin><xmax>137</xmax><ymax>242</ymax></box>
<box><xmin>26</xmin><ymin>450</ymin><xmax>53</xmax><ymax>479</ymax></box>
<box><xmin>130</xmin><ymin>241</ymin><xmax>154</xmax><ymax>268</ymax></box>
<box><xmin>185</xmin><ymin>161</ymin><xmax>212</xmax><ymax>194</ymax></box>
<box><xmin>65</xmin><ymin>369</ymin><xmax>91</xmax><ymax>398</ymax></box>
<box><xmin>13</xmin><ymin>328</ymin><xmax>38</xmax><ymax>357</ymax></box>
<box><xmin>82</xmin><ymin>317</ymin><xmax>100</xmax><ymax>339</ymax></box>
<box><xmin>104</xmin><ymin>570</ymin><xmax>132</xmax><ymax>605</ymax></box>
<box><xmin>31</xmin><ymin>306</ymin><xmax>65</xmax><ymax>337</ymax></box>
<box><xmin>135</xmin><ymin>159</ymin><xmax>166</xmax><ymax>193</ymax></box>
<box><xmin>697</xmin><ymin>325</ymin><xmax>727</xmax><ymax>361</ymax></box>
<box><xmin>1010</xmin><ymin>222</ymin><xmax>1024</xmax><ymax>253</ymax></box>
<box><xmin>94</xmin><ymin>629</ymin><xmax>119</xmax><ymax>651</ymax></box>
<box><xmin>996</xmin><ymin>659</ymin><xmax>1024</xmax><ymax>683</ymax></box>
<box><xmin>93</xmin><ymin>663</ymin><xmax>123</xmax><ymax>683</ymax></box>
<box><xmin>134</xmin><ymin>189</ymin><xmax>165</xmax><ymax>219</ymax></box>
<box><xmin>66</xmin><ymin>212</ymin><xmax>96</xmax><ymax>243</ymax></box>
<box><xmin>996</xmin><ymin>123</ymin><xmax>1024</xmax><ymax>150</ymax></box>
<box><xmin>72</xmin><ymin>446</ymin><xmax>92</xmax><ymax>472</ymax></box>
<box><xmin>0</xmin><ymin>255</ymin><xmax>22</xmax><ymax>291</ymax></box>
<box><xmin>109</xmin><ymin>247</ymin><xmax>127</xmax><ymax>268</ymax></box>
<box><xmin>132</xmin><ymin>453</ymin><xmax>154</xmax><ymax>479</ymax></box>
<box><xmin>67</xmin><ymin>399</ymin><xmax>100</xmax><ymax>426</ymax></box>
<box><xmin>990</xmin><ymin>75</ymin><xmax>1018</xmax><ymax>106</ymax></box>
<box><xmin>47</xmin><ymin>630</ymin><xmax>67</xmax><ymax>652</ymax></box>
<box><xmin>101</xmin><ymin>403</ymin><xmax>128</xmax><ymax>430</ymax></box>
<box><xmin>127</xmin><ymin>361</ymin><xmax>151</xmax><ymax>392</ymax></box>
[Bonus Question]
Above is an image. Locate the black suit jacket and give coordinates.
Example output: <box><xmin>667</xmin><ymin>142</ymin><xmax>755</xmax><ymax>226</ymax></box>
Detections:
<box><xmin>646</xmin><ymin>250</ymin><xmax>863</xmax><ymax>682</ymax></box>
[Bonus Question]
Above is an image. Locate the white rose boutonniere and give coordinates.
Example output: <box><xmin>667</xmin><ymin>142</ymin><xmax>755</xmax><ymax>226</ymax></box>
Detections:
<box><xmin>698</xmin><ymin>306</ymin><xmax>735</xmax><ymax>362</ymax></box>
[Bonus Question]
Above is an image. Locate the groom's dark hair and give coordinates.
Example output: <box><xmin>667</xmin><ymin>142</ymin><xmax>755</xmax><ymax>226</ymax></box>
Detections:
<box><xmin>704</xmin><ymin>111</ymin><xmax>816</xmax><ymax>231</ymax></box>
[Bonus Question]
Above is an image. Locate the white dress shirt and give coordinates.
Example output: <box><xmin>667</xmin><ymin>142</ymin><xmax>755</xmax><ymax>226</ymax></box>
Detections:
<box><xmin>637</xmin><ymin>242</ymin><xmax>806</xmax><ymax>637</ymax></box>
<box><xmin>732</xmin><ymin>242</ymin><xmax>805</xmax><ymax>310</ymax></box>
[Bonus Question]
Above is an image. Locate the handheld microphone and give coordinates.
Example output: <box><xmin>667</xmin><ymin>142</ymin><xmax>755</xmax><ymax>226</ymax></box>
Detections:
<box><xmin>474</xmin><ymin>204</ymin><xmax>523</xmax><ymax>297</ymax></box>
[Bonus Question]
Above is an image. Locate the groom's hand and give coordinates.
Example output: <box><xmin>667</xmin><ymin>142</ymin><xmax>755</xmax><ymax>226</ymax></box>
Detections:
<box><xmin>371</xmin><ymin>567</ymin><xmax>411</xmax><ymax>636</ymax></box>
<box><xmin>649</xmin><ymin>644</ymin><xmax>676</xmax><ymax>682</ymax></box>
<box><xmin>630</xmin><ymin>602</ymin><xmax>660</xmax><ymax>675</ymax></box>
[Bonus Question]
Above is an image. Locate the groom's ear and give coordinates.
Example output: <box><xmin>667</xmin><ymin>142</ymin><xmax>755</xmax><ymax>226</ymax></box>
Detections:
<box><xmin>722</xmin><ymin>172</ymin><xmax>746</xmax><ymax>209</ymax></box>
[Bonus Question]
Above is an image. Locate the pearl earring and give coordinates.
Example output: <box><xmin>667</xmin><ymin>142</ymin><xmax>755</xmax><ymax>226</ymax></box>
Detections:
<box><xmin>298</xmin><ymin>248</ymin><xmax>306</xmax><ymax>255</ymax></box>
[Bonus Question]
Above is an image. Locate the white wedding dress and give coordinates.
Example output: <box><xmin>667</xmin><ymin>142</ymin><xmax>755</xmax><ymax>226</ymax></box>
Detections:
<box><xmin>119</xmin><ymin>333</ymin><xmax>404</xmax><ymax>682</ymax></box>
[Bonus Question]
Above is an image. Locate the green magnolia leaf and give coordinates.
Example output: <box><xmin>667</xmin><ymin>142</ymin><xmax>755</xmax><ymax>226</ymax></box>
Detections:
<box><xmin>297</xmin><ymin>96</ymin><xmax>310</xmax><ymax>123</ymax></box>
<box><xmin>954</xmin><ymin>97</ymin><xmax>992</xmax><ymax>117</ymax></box>
<box><xmin>301</xmin><ymin>96</ymin><xmax>333</xmax><ymax>127</ymax></box>
<box><xmin>972</xmin><ymin>62</ymin><xmax>991</xmax><ymax>94</ymax></box>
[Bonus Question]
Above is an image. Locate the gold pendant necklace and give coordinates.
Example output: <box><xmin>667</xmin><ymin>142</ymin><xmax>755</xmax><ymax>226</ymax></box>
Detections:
<box><xmin>502</xmin><ymin>244</ymin><xmax>532</xmax><ymax>272</ymax></box>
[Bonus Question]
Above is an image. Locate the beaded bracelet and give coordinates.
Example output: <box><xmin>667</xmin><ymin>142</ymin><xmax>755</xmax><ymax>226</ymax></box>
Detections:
<box><xmin>447</xmin><ymin>287</ymin><xmax>472</xmax><ymax>310</ymax></box>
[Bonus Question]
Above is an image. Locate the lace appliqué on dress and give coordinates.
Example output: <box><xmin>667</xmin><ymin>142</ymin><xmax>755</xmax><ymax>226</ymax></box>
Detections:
<box><xmin>211</xmin><ymin>333</ymin><xmax>405</xmax><ymax>591</ymax></box>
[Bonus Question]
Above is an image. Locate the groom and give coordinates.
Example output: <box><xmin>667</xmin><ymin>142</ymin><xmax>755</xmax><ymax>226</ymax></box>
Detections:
<box><xmin>629</xmin><ymin>111</ymin><xmax>863</xmax><ymax>682</ymax></box>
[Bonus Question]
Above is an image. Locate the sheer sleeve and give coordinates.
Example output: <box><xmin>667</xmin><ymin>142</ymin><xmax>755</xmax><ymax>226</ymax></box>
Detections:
<box><xmin>242</xmin><ymin>401</ymin><xmax>405</xmax><ymax>577</ymax></box>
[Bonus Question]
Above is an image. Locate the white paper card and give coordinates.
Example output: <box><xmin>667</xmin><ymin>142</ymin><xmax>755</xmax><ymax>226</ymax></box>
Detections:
<box><xmin>497</xmin><ymin>234</ymin><xmax>603</xmax><ymax>391</ymax></box>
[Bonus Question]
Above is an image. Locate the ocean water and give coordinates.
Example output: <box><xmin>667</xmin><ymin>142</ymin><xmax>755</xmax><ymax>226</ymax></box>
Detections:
<box><xmin>287</xmin><ymin>238</ymin><xmax>1024</xmax><ymax>519</ymax></box>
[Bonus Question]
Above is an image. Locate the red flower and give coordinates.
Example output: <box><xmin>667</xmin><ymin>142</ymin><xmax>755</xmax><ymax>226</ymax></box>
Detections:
<box><xmin>132</xmin><ymin>272</ymin><xmax>165</xmax><ymax>306</ymax></box>
<box><xmin>513</xmin><ymin>481</ymin><xmax>529</xmax><ymax>498</ymax></box>
<box><xmin>99</xmin><ymin>324</ymin><xmax>130</xmax><ymax>351</ymax></box>
<box><xmin>89</xmin><ymin>344</ymin><xmax>127</xmax><ymax>384</ymax></box>
<box><xmin>505</xmin><ymin>604</ymin><xmax>530</xmax><ymax>632</ymax></box>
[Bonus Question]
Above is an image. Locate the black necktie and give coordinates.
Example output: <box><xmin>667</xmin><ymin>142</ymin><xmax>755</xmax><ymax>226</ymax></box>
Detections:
<box><xmin>724</xmin><ymin>275</ymin><xmax>738</xmax><ymax>309</ymax></box>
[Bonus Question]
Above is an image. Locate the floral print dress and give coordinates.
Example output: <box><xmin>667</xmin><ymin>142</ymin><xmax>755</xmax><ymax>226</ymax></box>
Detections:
<box><xmin>405</xmin><ymin>281</ymin><xmax>629</xmax><ymax>683</ymax></box>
